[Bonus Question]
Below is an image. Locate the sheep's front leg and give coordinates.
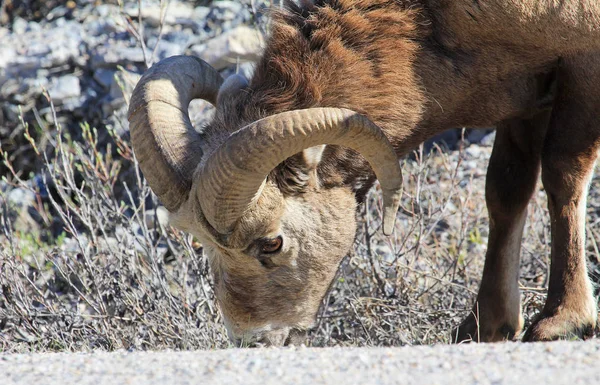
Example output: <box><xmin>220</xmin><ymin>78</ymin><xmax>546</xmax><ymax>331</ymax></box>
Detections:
<box><xmin>453</xmin><ymin>112</ymin><xmax>549</xmax><ymax>343</ymax></box>
<box><xmin>523</xmin><ymin>57</ymin><xmax>600</xmax><ymax>342</ymax></box>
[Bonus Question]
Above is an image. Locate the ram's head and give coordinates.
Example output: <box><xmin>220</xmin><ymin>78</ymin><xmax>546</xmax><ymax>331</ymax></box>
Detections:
<box><xmin>128</xmin><ymin>56</ymin><xmax>402</xmax><ymax>346</ymax></box>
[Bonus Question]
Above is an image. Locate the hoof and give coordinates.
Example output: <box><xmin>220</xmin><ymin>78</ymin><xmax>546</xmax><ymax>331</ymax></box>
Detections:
<box><xmin>452</xmin><ymin>310</ymin><xmax>522</xmax><ymax>343</ymax></box>
<box><xmin>522</xmin><ymin>311</ymin><xmax>596</xmax><ymax>342</ymax></box>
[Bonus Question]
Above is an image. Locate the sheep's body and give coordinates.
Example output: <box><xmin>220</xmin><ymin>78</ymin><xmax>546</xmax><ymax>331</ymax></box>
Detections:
<box><xmin>129</xmin><ymin>0</ymin><xmax>600</xmax><ymax>345</ymax></box>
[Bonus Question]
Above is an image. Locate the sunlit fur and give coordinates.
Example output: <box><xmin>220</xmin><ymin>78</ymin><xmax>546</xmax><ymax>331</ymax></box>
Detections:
<box><xmin>173</xmin><ymin>0</ymin><xmax>600</xmax><ymax>345</ymax></box>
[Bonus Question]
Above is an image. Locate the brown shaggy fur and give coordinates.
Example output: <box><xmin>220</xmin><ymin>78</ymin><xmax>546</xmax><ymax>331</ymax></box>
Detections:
<box><xmin>192</xmin><ymin>0</ymin><xmax>600</xmax><ymax>344</ymax></box>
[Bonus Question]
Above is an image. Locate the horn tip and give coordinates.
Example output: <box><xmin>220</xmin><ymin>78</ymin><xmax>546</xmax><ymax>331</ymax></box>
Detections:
<box><xmin>382</xmin><ymin>216</ymin><xmax>395</xmax><ymax>236</ymax></box>
<box><xmin>381</xmin><ymin>189</ymin><xmax>402</xmax><ymax>236</ymax></box>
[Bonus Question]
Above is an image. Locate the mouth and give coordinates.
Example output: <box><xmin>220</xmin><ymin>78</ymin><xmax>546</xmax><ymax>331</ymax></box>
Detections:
<box><xmin>236</xmin><ymin>328</ymin><xmax>308</xmax><ymax>348</ymax></box>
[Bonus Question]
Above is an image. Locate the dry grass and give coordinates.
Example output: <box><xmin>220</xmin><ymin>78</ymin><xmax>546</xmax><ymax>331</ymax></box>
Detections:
<box><xmin>1</xmin><ymin>92</ymin><xmax>229</xmax><ymax>352</ymax></box>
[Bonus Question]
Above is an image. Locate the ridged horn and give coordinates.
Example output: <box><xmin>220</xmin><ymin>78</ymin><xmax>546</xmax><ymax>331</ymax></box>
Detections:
<box><xmin>128</xmin><ymin>56</ymin><xmax>224</xmax><ymax>212</ymax></box>
<box><xmin>197</xmin><ymin>108</ymin><xmax>403</xmax><ymax>235</ymax></box>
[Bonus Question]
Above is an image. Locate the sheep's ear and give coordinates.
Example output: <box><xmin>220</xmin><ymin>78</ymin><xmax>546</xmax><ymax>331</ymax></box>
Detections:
<box><xmin>272</xmin><ymin>145</ymin><xmax>326</xmax><ymax>195</ymax></box>
<box><xmin>302</xmin><ymin>145</ymin><xmax>326</xmax><ymax>170</ymax></box>
<box><xmin>217</xmin><ymin>74</ymin><xmax>248</xmax><ymax>106</ymax></box>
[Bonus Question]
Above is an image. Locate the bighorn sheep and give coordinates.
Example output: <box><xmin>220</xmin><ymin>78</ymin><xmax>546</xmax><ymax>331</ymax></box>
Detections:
<box><xmin>128</xmin><ymin>0</ymin><xmax>600</xmax><ymax>345</ymax></box>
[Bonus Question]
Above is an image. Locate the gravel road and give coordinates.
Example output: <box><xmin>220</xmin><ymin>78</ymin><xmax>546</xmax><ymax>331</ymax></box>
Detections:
<box><xmin>3</xmin><ymin>340</ymin><xmax>600</xmax><ymax>385</ymax></box>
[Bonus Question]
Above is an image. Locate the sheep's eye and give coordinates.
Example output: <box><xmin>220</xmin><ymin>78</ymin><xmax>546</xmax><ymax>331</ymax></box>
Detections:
<box><xmin>261</xmin><ymin>236</ymin><xmax>283</xmax><ymax>254</ymax></box>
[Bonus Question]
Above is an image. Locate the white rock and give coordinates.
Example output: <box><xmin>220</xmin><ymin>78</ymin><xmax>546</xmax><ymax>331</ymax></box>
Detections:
<box><xmin>124</xmin><ymin>1</ymin><xmax>196</xmax><ymax>28</ymax></box>
<box><xmin>95</xmin><ymin>4</ymin><xmax>121</xmax><ymax>18</ymax></box>
<box><xmin>108</xmin><ymin>69</ymin><xmax>141</xmax><ymax>102</ymax></box>
<box><xmin>47</xmin><ymin>75</ymin><xmax>81</xmax><ymax>104</ymax></box>
<box><xmin>480</xmin><ymin>131</ymin><xmax>497</xmax><ymax>147</ymax></box>
<box><xmin>207</xmin><ymin>1</ymin><xmax>245</xmax><ymax>23</ymax></box>
<box><xmin>465</xmin><ymin>145</ymin><xmax>482</xmax><ymax>159</ymax></box>
<box><xmin>91</xmin><ymin>44</ymin><xmax>146</xmax><ymax>68</ymax></box>
<box><xmin>238</xmin><ymin>62</ymin><xmax>256</xmax><ymax>80</ymax></box>
<box><xmin>144</xmin><ymin>206</ymin><xmax>170</xmax><ymax>229</ymax></box>
<box><xmin>98</xmin><ymin>237</ymin><xmax>120</xmax><ymax>252</ymax></box>
<box><xmin>12</xmin><ymin>17</ymin><xmax>28</xmax><ymax>35</ymax></box>
<box><xmin>0</xmin><ymin>45</ymin><xmax>16</xmax><ymax>69</ymax></box>
<box><xmin>190</xmin><ymin>25</ymin><xmax>264</xmax><ymax>71</ymax></box>
<box><xmin>61</xmin><ymin>235</ymin><xmax>90</xmax><ymax>253</ymax></box>
<box><xmin>194</xmin><ymin>6</ymin><xmax>210</xmax><ymax>21</ymax></box>
<box><xmin>8</xmin><ymin>187</ymin><xmax>35</xmax><ymax>208</ymax></box>
<box><xmin>152</xmin><ymin>40</ymin><xmax>186</xmax><ymax>61</ymax></box>
<box><xmin>189</xmin><ymin>99</ymin><xmax>215</xmax><ymax>132</ymax></box>
<box><xmin>467</xmin><ymin>128</ymin><xmax>492</xmax><ymax>144</ymax></box>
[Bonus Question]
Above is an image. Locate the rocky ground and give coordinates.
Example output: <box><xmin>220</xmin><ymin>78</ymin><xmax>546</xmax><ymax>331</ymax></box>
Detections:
<box><xmin>1</xmin><ymin>0</ymin><xmax>266</xmax><ymax>176</ymax></box>
<box><xmin>1</xmin><ymin>0</ymin><xmax>600</xmax><ymax>353</ymax></box>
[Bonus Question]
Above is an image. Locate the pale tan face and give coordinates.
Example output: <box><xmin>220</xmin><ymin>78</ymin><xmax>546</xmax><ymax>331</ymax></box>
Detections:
<box><xmin>176</xmin><ymin>182</ymin><xmax>358</xmax><ymax>346</ymax></box>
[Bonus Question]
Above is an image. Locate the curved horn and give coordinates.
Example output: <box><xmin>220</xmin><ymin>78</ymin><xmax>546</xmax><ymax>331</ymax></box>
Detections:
<box><xmin>128</xmin><ymin>56</ymin><xmax>224</xmax><ymax>212</ymax></box>
<box><xmin>197</xmin><ymin>108</ymin><xmax>403</xmax><ymax>236</ymax></box>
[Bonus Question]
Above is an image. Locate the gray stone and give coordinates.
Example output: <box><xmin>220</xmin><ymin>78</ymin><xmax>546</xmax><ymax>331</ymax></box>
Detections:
<box><xmin>61</xmin><ymin>96</ymin><xmax>86</xmax><ymax>111</ymax></box>
<box><xmin>467</xmin><ymin>128</ymin><xmax>493</xmax><ymax>144</ymax></box>
<box><xmin>7</xmin><ymin>188</ymin><xmax>36</xmax><ymax>209</ymax></box>
<box><xmin>14</xmin><ymin>327</ymin><xmax>37</xmax><ymax>343</ymax></box>
<box><xmin>25</xmin><ymin>41</ymin><xmax>51</xmax><ymax>57</ymax></box>
<box><xmin>208</xmin><ymin>1</ymin><xmax>245</xmax><ymax>23</ymax></box>
<box><xmin>12</xmin><ymin>17</ymin><xmax>28</xmax><ymax>35</ymax></box>
<box><xmin>95</xmin><ymin>4</ymin><xmax>121</xmax><ymax>19</ymax></box>
<box><xmin>190</xmin><ymin>25</ymin><xmax>264</xmax><ymax>71</ymax></box>
<box><xmin>155</xmin><ymin>243</ymin><xmax>169</xmax><ymax>260</ymax></box>
<box><xmin>480</xmin><ymin>131</ymin><xmax>497</xmax><ymax>147</ymax></box>
<box><xmin>124</xmin><ymin>1</ymin><xmax>196</xmax><ymax>28</ymax></box>
<box><xmin>27</xmin><ymin>21</ymin><xmax>42</xmax><ymax>32</ymax></box>
<box><xmin>163</xmin><ymin>29</ymin><xmax>195</xmax><ymax>47</ymax></box>
<box><xmin>91</xmin><ymin>44</ymin><xmax>146</xmax><ymax>69</ymax></box>
<box><xmin>114</xmin><ymin>225</ymin><xmax>129</xmax><ymax>240</ymax></box>
<box><xmin>13</xmin><ymin>56</ymin><xmax>43</xmax><ymax>74</ymax></box>
<box><xmin>194</xmin><ymin>6</ymin><xmax>210</xmax><ymax>21</ymax></box>
<box><xmin>105</xmin><ymin>70</ymin><xmax>141</xmax><ymax>115</ymax></box>
<box><xmin>44</xmin><ymin>22</ymin><xmax>83</xmax><ymax>68</ymax></box>
<box><xmin>0</xmin><ymin>79</ymin><xmax>20</xmax><ymax>100</ymax></box>
<box><xmin>1</xmin><ymin>21</ymin><xmax>83</xmax><ymax>78</ymax></box>
<box><xmin>93</xmin><ymin>69</ymin><xmax>116</xmax><ymax>90</ymax></box>
<box><xmin>425</xmin><ymin>129</ymin><xmax>461</xmax><ymax>151</ymax></box>
<box><xmin>202</xmin><ymin>1</ymin><xmax>254</xmax><ymax>37</ymax></box>
<box><xmin>98</xmin><ymin>237</ymin><xmax>120</xmax><ymax>252</ymax></box>
<box><xmin>60</xmin><ymin>235</ymin><xmax>90</xmax><ymax>254</ymax></box>
<box><xmin>54</xmin><ymin>17</ymin><xmax>68</xmax><ymax>28</ymax></box>
<box><xmin>101</xmin><ymin>96</ymin><xmax>124</xmax><ymax>118</ymax></box>
<box><xmin>21</xmin><ymin>75</ymin><xmax>49</xmax><ymax>100</ymax></box>
<box><xmin>47</xmin><ymin>6</ymin><xmax>71</xmax><ymax>21</ymax></box>
<box><xmin>189</xmin><ymin>99</ymin><xmax>215</xmax><ymax>131</ymax></box>
<box><xmin>2</xmin><ymin>104</ymin><xmax>20</xmax><ymax>122</ymax></box>
<box><xmin>465</xmin><ymin>145</ymin><xmax>483</xmax><ymax>159</ymax></box>
<box><xmin>0</xmin><ymin>45</ymin><xmax>15</xmax><ymax>69</ymax></box>
<box><xmin>151</xmin><ymin>40</ymin><xmax>186</xmax><ymax>61</ymax></box>
<box><xmin>86</xmin><ymin>19</ymin><xmax>119</xmax><ymax>37</ymax></box>
<box><xmin>133</xmin><ymin>236</ymin><xmax>168</xmax><ymax>260</ymax></box>
<box><xmin>6</xmin><ymin>186</ymin><xmax>41</xmax><ymax>235</ymax></box>
<box><xmin>104</xmin><ymin>105</ymin><xmax>130</xmax><ymax>137</ymax></box>
<box><xmin>47</xmin><ymin>75</ymin><xmax>81</xmax><ymax>105</ymax></box>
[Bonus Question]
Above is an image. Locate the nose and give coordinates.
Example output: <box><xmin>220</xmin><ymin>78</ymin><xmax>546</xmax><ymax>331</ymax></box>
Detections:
<box><xmin>256</xmin><ymin>329</ymin><xmax>290</xmax><ymax>346</ymax></box>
